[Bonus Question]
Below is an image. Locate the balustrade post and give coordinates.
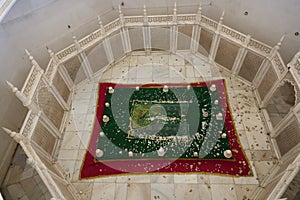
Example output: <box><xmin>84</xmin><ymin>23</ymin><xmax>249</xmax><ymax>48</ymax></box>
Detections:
<box><xmin>47</xmin><ymin>48</ymin><xmax>73</xmax><ymax>90</ymax></box>
<box><xmin>258</xmin><ymin>36</ymin><xmax>286</xmax><ymax>108</ymax></box>
<box><xmin>98</xmin><ymin>16</ymin><xmax>114</xmax><ymax>64</ymax></box>
<box><xmin>73</xmin><ymin>36</ymin><xmax>93</xmax><ymax>80</ymax></box>
<box><xmin>172</xmin><ymin>2</ymin><xmax>177</xmax><ymax>23</ymax></box>
<box><xmin>209</xmin><ymin>11</ymin><xmax>224</xmax><ymax>61</ymax></box>
<box><xmin>21</xmin><ymin>50</ymin><xmax>44</xmax><ymax>108</ymax></box>
<box><xmin>252</xmin><ymin>58</ymin><xmax>270</xmax><ymax>89</ymax></box>
<box><xmin>6</xmin><ymin>81</ymin><xmax>41</xmax><ymax>116</ymax></box>
<box><xmin>97</xmin><ymin>16</ymin><xmax>106</xmax><ymax>37</ymax></box>
<box><xmin>170</xmin><ymin>3</ymin><xmax>178</xmax><ymax>53</ymax></box>
<box><xmin>47</xmin><ymin>47</ymin><xmax>60</xmax><ymax>64</ymax></box>
<box><xmin>191</xmin><ymin>4</ymin><xmax>202</xmax><ymax>53</ymax></box>
<box><xmin>142</xmin><ymin>5</ymin><xmax>151</xmax><ymax>54</ymax></box>
<box><xmin>288</xmin><ymin>51</ymin><xmax>300</xmax><ymax>86</ymax></box>
<box><xmin>196</xmin><ymin>3</ymin><xmax>202</xmax><ymax>23</ymax></box>
<box><xmin>119</xmin><ymin>6</ymin><xmax>131</xmax><ymax>53</ymax></box>
<box><xmin>269</xmin><ymin>35</ymin><xmax>285</xmax><ymax>59</ymax></box>
<box><xmin>25</xmin><ymin>49</ymin><xmax>44</xmax><ymax>72</ymax></box>
<box><xmin>44</xmin><ymin>49</ymin><xmax>66</xmax><ymax>108</ymax></box>
<box><xmin>7</xmin><ymin>81</ymin><xmax>30</xmax><ymax>106</ymax></box>
<box><xmin>170</xmin><ymin>26</ymin><xmax>178</xmax><ymax>53</ymax></box>
<box><xmin>118</xmin><ymin>5</ymin><xmax>125</xmax><ymax>27</ymax></box>
<box><xmin>294</xmin><ymin>102</ymin><xmax>300</xmax><ymax>123</ymax></box>
<box><xmin>231</xmin><ymin>34</ymin><xmax>251</xmax><ymax>75</ymax></box>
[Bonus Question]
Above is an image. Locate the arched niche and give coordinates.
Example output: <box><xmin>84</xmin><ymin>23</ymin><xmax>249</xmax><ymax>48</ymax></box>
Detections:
<box><xmin>266</xmin><ymin>80</ymin><xmax>296</xmax><ymax>127</ymax></box>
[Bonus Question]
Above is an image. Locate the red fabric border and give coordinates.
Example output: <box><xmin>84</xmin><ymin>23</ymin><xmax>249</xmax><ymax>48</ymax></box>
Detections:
<box><xmin>80</xmin><ymin>80</ymin><xmax>252</xmax><ymax>179</ymax></box>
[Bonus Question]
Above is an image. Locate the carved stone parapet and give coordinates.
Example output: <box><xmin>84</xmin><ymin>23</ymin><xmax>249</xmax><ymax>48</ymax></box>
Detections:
<box><xmin>172</xmin><ymin>2</ymin><xmax>177</xmax><ymax>23</ymax></box>
<box><xmin>195</xmin><ymin>3</ymin><xmax>202</xmax><ymax>23</ymax></box>
<box><xmin>2</xmin><ymin>127</ymin><xmax>23</xmax><ymax>143</ymax></box>
<box><xmin>217</xmin><ymin>11</ymin><xmax>225</xmax><ymax>32</ymax></box>
<box><xmin>6</xmin><ymin>81</ymin><xmax>31</xmax><ymax>106</ymax></box>
<box><xmin>25</xmin><ymin>49</ymin><xmax>44</xmax><ymax>73</ymax></box>
<box><xmin>118</xmin><ymin>5</ymin><xmax>125</xmax><ymax>26</ymax></box>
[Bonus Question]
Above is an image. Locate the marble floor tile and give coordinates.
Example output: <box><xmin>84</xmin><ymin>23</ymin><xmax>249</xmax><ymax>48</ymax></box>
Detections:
<box><xmin>253</xmin><ymin>161</ymin><xmax>277</xmax><ymax>182</ymax></box>
<box><xmin>152</xmin><ymin>54</ymin><xmax>169</xmax><ymax>66</ymax></box>
<box><xmin>126</xmin><ymin>78</ymin><xmax>137</xmax><ymax>84</ymax></box>
<box><xmin>75</xmin><ymin>81</ymin><xmax>95</xmax><ymax>94</ymax></box>
<box><xmin>151</xmin><ymin>184</ymin><xmax>175</xmax><ymax>200</ymax></box>
<box><xmin>64</xmin><ymin>115</ymin><xmax>78</xmax><ymax>133</ymax></box>
<box><xmin>117</xmin><ymin>57</ymin><xmax>130</xmax><ymax>67</ymax></box>
<box><xmin>233</xmin><ymin>176</ymin><xmax>259</xmax><ymax>185</ymax></box>
<box><xmin>130</xmin><ymin>56</ymin><xmax>138</xmax><ymax>67</ymax></box>
<box><xmin>193</xmin><ymin>67</ymin><xmax>206</xmax><ymax>79</ymax></box>
<box><xmin>72</xmin><ymin>91</ymin><xmax>91</xmax><ymax>101</ymax></box>
<box><xmin>73</xmin><ymin>182</ymin><xmax>94</xmax><ymax>200</ymax></box>
<box><xmin>169</xmin><ymin>69</ymin><xmax>186</xmax><ymax>81</ymax></box>
<box><xmin>246</xmin><ymin>131</ymin><xmax>271</xmax><ymax>150</ymax></box>
<box><xmin>231</xmin><ymin>78</ymin><xmax>251</xmax><ymax>90</ymax></box>
<box><xmin>197</xmin><ymin>175</ymin><xmax>210</xmax><ymax>184</ymax></box>
<box><xmin>236</xmin><ymin>130</ymin><xmax>250</xmax><ymax>150</ymax></box>
<box><xmin>174</xmin><ymin>184</ymin><xmax>201</xmax><ymax>200</ymax></box>
<box><xmin>58</xmin><ymin>149</ymin><xmax>79</xmax><ymax>160</ymax></box>
<box><xmin>91</xmin><ymin>183</ymin><xmax>115</xmax><ymax>200</ymax></box>
<box><xmin>116</xmin><ymin>175</ymin><xmax>151</xmax><ymax>183</ymax></box>
<box><xmin>72</xmin><ymin>99</ymin><xmax>90</xmax><ymax>114</ymax></box>
<box><xmin>152</xmin><ymin>65</ymin><xmax>169</xmax><ymax>79</ymax></box>
<box><xmin>138</xmin><ymin>55</ymin><xmax>153</xmax><ymax>65</ymax></box>
<box><xmin>174</xmin><ymin>174</ymin><xmax>198</xmax><ymax>183</ymax></box>
<box><xmin>231</xmin><ymin>113</ymin><xmax>245</xmax><ymax>131</ymax></box>
<box><xmin>137</xmin><ymin>66</ymin><xmax>153</xmax><ymax>79</ymax></box>
<box><xmin>112</xmin><ymin>65</ymin><xmax>129</xmax><ymax>79</ymax></box>
<box><xmin>170</xmin><ymin>65</ymin><xmax>186</xmax><ymax>77</ymax></box>
<box><xmin>72</xmin><ymin>160</ymin><xmax>84</xmax><ymax>182</ymax></box>
<box><xmin>234</xmin><ymin>184</ymin><xmax>257</xmax><ymax>200</ymax></box>
<box><xmin>93</xmin><ymin>176</ymin><xmax>117</xmax><ymax>183</ymax></box>
<box><xmin>169</xmin><ymin>54</ymin><xmax>185</xmax><ymax>66</ymax></box>
<box><xmin>127</xmin><ymin>183</ymin><xmax>151</xmax><ymax>200</ymax></box>
<box><xmin>57</xmin><ymin>160</ymin><xmax>76</xmax><ymax>179</ymax></box>
<box><xmin>136</xmin><ymin>78</ymin><xmax>155</xmax><ymax>84</ymax></box>
<box><xmin>71</xmin><ymin>115</ymin><xmax>87</xmax><ymax>132</ymax></box>
<box><xmin>60</xmin><ymin>131</ymin><xmax>81</xmax><ymax>150</ymax></box>
<box><xmin>198</xmin><ymin>184</ymin><xmax>212</xmax><ymax>200</ymax></box>
<box><xmin>115</xmin><ymin>183</ymin><xmax>128</xmax><ymax>200</ymax></box>
<box><xmin>77</xmin><ymin>131</ymin><xmax>92</xmax><ymax>149</ymax></box>
<box><xmin>245</xmin><ymin>150</ymin><xmax>276</xmax><ymax>161</ymax></box>
<box><xmin>195</xmin><ymin>76</ymin><xmax>205</xmax><ymax>82</ymax></box>
<box><xmin>100</xmin><ymin>68</ymin><xmax>113</xmax><ymax>80</ymax></box>
<box><xmin>233</xmin><ymin>162</ymin><xmax>258</xmax><ymax>185</ymax></box>
<box><xmin>127</xmin><ymin>66</ymin><xmax>138</xmax><ymax>79</ymax></box>
<box><xmin>210</xmin><ymin>184</ymin><xmax>237</xmax><ymax>200</ymax></box>
<box><xmin>77</xmin><ymin>149</ymin><xmax>87</xmax><ymax>161</ymax></box>
<box><xmin>109</xmin><ymin>78</ymin><xmax>123</xmax><ymax>83</ymax></box>
<box><xmin>150</xmin><ymin>174</ymin><xmax>174</xmax><ymax>184</ymax></box>
<box><xmin>209</xmin><ymin>175</ymin><xmax>234</xmax><ymax>184</ymax></box>
<box><xmin>185</xmin><ymin>65</ymin><xmax>195</xmax><ymax>78</ymax></box>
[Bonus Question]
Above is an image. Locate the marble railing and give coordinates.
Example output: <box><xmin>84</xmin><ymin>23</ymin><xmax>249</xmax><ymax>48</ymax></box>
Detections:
<box><xmin>53</xmin><ymin>10</ymin><xmax>272</xmax><ymax>64</ymax></box>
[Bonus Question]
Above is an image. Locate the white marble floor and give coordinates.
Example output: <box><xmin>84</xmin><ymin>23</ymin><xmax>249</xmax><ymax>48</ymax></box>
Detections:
<box><xmin>58</xmin><ymin>51</ymin><xmax>277</xmax><ymax>200</ymax></box>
